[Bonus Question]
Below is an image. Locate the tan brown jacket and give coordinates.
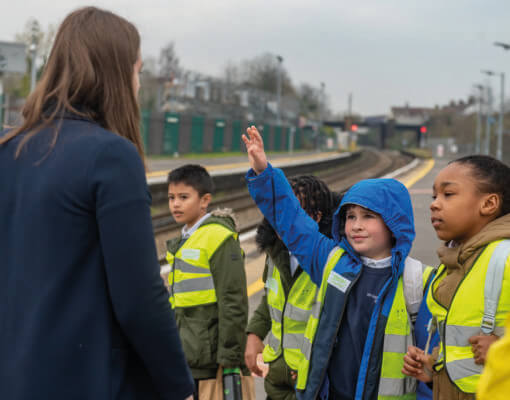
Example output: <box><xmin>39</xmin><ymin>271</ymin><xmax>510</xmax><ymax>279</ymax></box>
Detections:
<box><xmin>431</xmin><ymin>214</ymin><xmax>510</xmax><ymax>400</ymax></box>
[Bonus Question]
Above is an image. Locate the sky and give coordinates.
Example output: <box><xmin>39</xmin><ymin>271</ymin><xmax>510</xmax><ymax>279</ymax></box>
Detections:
<box><xmin>2</xmin><ymin>0</ymin><xmax>510</xmax><ymax>115</ymax></box>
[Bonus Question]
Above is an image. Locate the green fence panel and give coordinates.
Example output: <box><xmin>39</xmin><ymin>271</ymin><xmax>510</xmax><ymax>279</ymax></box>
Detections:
<box><xmin>191</xmin><ymin>116</ymin><xmax>205</xmax><ymax>153</ymax></box>
<box><xmin>274</xmin><ymin>126</ymin><xmax>282</xmax><ymax>151</ymax></box>
<box><xmin>213</xmin><ymin>119</ymin><xmax>225</xmax><ymax>152</ymax></box>
<box><xmin>231</xmin><ymin>120</ymin><xmax>242</xmax><ymax>151</ymax></box>
<box><xmin>163</xmin><ymin>112</ymin><xmax>180</xmax><ymax>155</ymax></box>
<box><xmin>296</xmin><ymin>128</ymin><xmax>302</xmax><ymax>150</ymax></box>
<box><xmin>141</xmin><ymin>110</ymin><xmax>151</xmax><ymax>152</ymax></box>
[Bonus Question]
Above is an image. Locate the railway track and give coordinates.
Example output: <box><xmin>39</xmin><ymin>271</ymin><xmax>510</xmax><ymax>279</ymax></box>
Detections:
<box><xmin>152</xmin><ymin>149</ymin><xmax>412</xmax><ymax>262</ymax></box>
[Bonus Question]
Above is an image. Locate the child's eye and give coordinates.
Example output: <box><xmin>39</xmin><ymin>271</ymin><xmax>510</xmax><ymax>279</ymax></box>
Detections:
<box><xmin>431</xmin><ymin>195</ymin><xmax>437</xmax><ymax>200</ymax></box>
<box><xmin>444</xmin><ymin>192</ymin><xmax>454</xmax><ymax>197</ymax></box>
<box><xmin>346</xmin><ymin>214</ymin><xmax>355</xmax><ymax>220</ymax></box>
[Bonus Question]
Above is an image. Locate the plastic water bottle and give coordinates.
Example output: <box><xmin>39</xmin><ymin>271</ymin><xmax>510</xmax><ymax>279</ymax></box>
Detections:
<box><xmin>223</xmin><ymin>367</ymin><xmax>242</xmax><ymax>400</ymax></box>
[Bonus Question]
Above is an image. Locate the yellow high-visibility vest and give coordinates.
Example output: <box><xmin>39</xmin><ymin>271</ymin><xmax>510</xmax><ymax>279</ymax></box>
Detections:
<box><xmin>262</xmin><ymin>256</ymin><xmax>318</xmax><ymax>370</ymax></box>
<box><xmin>166</xmin><ymin>223</ymin><xmax>236</xmax><ymax>308</ymax></box>
<box><xmin>297</xmin><ymin>247</ymin><xmax>416</xmax><ymax>399</ymax></box>
<box><xmin>426</xmin><ymin>239</ymin><xmax>510</xmax><ymax>394</ymax></box>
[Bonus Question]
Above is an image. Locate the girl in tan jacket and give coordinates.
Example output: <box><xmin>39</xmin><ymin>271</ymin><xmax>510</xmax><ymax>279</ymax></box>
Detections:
<box><xmin>402</xmin><ymin>155</ymin><xmax>510</xmax><ymax>400</ymax></box>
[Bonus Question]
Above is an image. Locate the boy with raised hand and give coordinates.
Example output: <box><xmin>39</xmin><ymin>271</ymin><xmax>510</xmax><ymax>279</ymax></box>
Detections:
<box><xmin>165</xmin><ymin>164</ymin><xmax>249</xmax><ymax>399</ymax></box>
<box><xmin>243</xmin><ymin>127</ymin><xmax>425</xmax><ymax>400</ymax></box>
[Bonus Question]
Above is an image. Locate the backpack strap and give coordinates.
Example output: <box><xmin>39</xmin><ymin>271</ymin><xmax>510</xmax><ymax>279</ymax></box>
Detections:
<box><xmin>481</xmin><ymin>240</ymin><xmax>510</xmax><ymax>334</ymax></box>
<box><xmin>403</xmin><ymin>257</ymin><xmax>425</xmax><ymax>321</ymax></box>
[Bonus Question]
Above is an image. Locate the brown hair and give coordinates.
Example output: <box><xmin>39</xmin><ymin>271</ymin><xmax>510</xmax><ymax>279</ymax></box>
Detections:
<box><xmin>0</xmin><ymin>7</ymin><xmax>145</xmax><ymax>165</ymax></box>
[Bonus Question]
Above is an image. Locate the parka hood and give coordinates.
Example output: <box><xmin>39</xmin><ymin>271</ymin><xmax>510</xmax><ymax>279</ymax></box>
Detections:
<box><xmin>203</xmin><ymin>208</ymin><xmax>238</xmax><ymax>232</ymax></box>
<box><xmin>332</xmin><ymin>178</ymin><xmax>415</xmax><ymax>275</ymax></box>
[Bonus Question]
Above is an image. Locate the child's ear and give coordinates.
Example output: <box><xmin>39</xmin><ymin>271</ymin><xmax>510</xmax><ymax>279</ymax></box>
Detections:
<box><xmin>480</xmin><ymin>193</ymin><xmax>501</xmax><ymax>218</ymax></box>
<box><xmin>200</xmin><ymin>193</ymin><xmax>212</xmax><ymax>210</ymax></box>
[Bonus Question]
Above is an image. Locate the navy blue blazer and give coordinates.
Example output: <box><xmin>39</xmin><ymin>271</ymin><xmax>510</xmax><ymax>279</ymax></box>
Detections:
<box><xmin>0</xmin><ymin>116</ymin><xmax>194</xmax><ymax>399</ymax></box>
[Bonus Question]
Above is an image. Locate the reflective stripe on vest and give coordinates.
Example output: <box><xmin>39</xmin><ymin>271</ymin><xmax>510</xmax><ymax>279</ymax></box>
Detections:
<box><xmin>166</xmin><ymin>223</ymin><xmax>236</xmax><ymax>308</ymax></box>
<box><xmin>377</xmin><ymin>277</ymin><xmax>416</xmax><ymax>399</ymax></box>
<box><xmin>296</xmin><ymin>247</ymin><xmax>344</xmax><ymax>390</ymax></box>
<box><xmin>426</xmin><ymin>240</ymin><xmax>510</xmax><ymax>393</ymax></box>
<box><xmin>262</xmin><ymin>256</ymin><xmax>318</xmax><ymax>370</ymax></box>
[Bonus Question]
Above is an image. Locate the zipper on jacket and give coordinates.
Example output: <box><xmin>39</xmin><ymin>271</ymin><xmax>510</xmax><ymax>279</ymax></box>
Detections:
<box><xmin>359</xmin><ymin>276</ymin><xmax>392</xmax><ymax>399</ymax></box>
<box><xmin>360</xmin><ymin>252</ymin><xmax>401</xmax><ymax>399</ymax></box>
<box><xmin>311</xmin><ymin>271</ymin><xmax>362</xmax><ymax>400</ymax></box>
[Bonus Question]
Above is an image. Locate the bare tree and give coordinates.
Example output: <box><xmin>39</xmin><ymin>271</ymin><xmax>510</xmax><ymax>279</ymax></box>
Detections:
<box><xmin>158</xmin><ymin>42</ymin><xmax>180</xmax><ymax>81</ymax></box>
<box><xmin>15</xmin><ymin>18</ymin><xmax>56</xmax><ymax>65</ymax></box>
<box><xmin>239</xmin><ymin>53</ymin><xmax>295</xmax><ymax>95</ymax></box>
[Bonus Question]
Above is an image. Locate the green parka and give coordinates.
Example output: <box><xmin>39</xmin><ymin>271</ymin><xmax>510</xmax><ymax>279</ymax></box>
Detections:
<box><xmin>166</xmin><ymin>210</ymin><xmax>248</xmax><ymax>380</ymax></box>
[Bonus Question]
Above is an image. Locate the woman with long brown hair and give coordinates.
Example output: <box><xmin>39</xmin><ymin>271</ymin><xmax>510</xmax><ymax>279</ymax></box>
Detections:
<box><xmin>0</xmin><ymin>7</ymin><xmax>194</xmax><ymax>399</ymax></box>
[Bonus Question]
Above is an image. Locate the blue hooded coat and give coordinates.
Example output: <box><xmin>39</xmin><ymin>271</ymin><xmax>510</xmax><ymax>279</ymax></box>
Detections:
<box><xmin>247</xmin><ymin>164</ymin><xmax>416</xmax><ymax>400</ymax></box>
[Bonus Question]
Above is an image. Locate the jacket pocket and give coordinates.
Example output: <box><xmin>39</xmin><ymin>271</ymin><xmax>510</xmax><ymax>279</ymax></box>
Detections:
<box><xmin>179</xmin><ymin>316</ymin><xmax>216</xmax><ymax>368</ymax></box>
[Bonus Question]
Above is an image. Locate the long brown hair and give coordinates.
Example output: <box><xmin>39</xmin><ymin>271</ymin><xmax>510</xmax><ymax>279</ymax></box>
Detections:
<box><xmin>0</xmin><ymin>7</ymin><xmax>145</xmax><ymax>165</ymax></box>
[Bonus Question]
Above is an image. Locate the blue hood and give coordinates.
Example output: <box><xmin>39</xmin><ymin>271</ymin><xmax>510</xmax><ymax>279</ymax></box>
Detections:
<box><xmin>331</xmin><ymin>178</ymin><xmax>415</xmax><ymax>276</ymax></box>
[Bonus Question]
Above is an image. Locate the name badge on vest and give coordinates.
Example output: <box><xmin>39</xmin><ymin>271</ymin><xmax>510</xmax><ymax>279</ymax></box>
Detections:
<box><xmin>266</xmin><ymin>277</ymin><xmax>278</xmax><ymax>295</ymax></box>
<box><xmin>328</xmin><ymin>271</ymin><xmax>351</xmax><ymax>293</ymax></box>
<box><xmin>181</xmin><ymin>248</ymin><xmax>201</xmax><ymax>261</ymax></box>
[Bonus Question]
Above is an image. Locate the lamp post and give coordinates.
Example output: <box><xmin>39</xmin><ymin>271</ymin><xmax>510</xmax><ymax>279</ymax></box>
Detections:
<box><xmin>493</xmin><ymin>41</ymin><xmax>510</xmax><ymax>161</ymax></box>
<box><xmin>481</xmin><ymin>70</ymin><xmax>495</xmax><ymax>155</ymax></box>
<box><xmin>276</xmin><ymin>55</ymin><xmax>283</xmax><ymax>126</ymax></box>
<box><xmin>482</xmin><ymin>70</ymin><xmax>504</xmax><ymax>160</ymax></box>
<box><xmin>473</xmin><ymin>84</ymin><xmax>484</xmax><ymax>154</ymax></box>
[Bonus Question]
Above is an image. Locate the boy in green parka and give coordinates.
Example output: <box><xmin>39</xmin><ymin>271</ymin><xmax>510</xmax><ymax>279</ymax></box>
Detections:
<box><xmin>165</xmin><ymin>164</ymin><xmax>249</xmax><ymax>398</ymax></box>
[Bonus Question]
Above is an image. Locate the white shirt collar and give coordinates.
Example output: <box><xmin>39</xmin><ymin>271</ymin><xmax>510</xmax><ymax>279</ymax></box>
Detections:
<box><xmin>181</xmin><ymin>212</ymin><xmax>211</xmax><ymax>239</ymax></box>
<box><xmin>360</xmin><ymin>255</ymin><xmax>392</xmax><ymax>269</ymax></box>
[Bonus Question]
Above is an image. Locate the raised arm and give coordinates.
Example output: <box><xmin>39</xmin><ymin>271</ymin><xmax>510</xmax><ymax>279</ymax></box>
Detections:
<box><xmin>242</xmin><ymin>126</ymin><xmax>336</xmax><ymax>284</ymax></box>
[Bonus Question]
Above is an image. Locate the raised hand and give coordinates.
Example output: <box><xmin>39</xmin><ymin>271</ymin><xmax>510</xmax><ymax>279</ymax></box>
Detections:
<box><xmin>242</xmin><ymin>125</ymin><xmax>268</xmax><ymax>175</ymax></box>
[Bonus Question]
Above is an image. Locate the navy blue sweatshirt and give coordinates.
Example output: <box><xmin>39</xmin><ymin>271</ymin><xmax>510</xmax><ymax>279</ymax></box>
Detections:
<box><xmin>0</xmin><ymin>116</ymin><xmax>194</xmax><ymax>399</ymax></box>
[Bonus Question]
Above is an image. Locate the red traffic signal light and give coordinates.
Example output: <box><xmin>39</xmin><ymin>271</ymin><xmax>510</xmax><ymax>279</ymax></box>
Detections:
<box><xmin>420</xmin><ymin>126</ymin><xmax>427</xmax><ymax>134</ymax></box>
<box><xmin>351</xmin><ymin>124</ymin><xmax>358</xmax><ymax>132</ymax></box>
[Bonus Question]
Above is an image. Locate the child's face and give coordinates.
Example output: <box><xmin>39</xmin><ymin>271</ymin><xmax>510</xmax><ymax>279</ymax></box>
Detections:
<box><xmin>344</xmin><ymin>205</ymin><xmax>393</xmax><ymax>259</ymax></box>
<box><xmin>168</xmin><ymin>182</ymin><xmax>211</xmax><ymax>228</ymax></box>
<box><xmin>431</xmin><ymin>162</ymin><xmax>490</xmax><ymax>243</ymax></box>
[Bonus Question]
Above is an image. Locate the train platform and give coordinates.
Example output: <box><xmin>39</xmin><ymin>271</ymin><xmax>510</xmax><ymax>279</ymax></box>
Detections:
<box><xmin>146</xmin><ymin>150</ymin><xmax>342</xmax><ymax>184</ymax></box>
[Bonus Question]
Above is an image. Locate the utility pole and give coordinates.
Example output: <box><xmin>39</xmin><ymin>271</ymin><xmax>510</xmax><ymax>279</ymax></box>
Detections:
<box><xmin>497</xmin><ymin>72</ymin><xmax>505</xmax><ymax>161</ymax></box>
<box><xmin>493</xmin><ymin>41</ymin><xmax>510</xmax><ymax>160</ymax></box>
<box><xmin>482</xmin><ymin>70</ymin><xmax>495</xmax><ymax>155</ymax></box>
<box><xmin>474</xmin><ymin>84</ymin><xmax>484</xmax><ymax>154</ymax></box>
<box><xmin>485</xmin><ymin>85</ymin><xmax>493</xmax><ymax>156</ymax></box>
<box><xmin>482</xmin><ymin>69</ymin><xmax>505</xmax><ymax>158</ymax></box>
<box><xmin>276</xmin><ymin>55</ymin><xmax>283</xmax><ymax>126</ymax></box>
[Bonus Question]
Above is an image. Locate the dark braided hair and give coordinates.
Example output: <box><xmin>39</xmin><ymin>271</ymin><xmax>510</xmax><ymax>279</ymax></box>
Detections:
<box><xmin>288</xmin><ymin>175</ymin><xmax>341</xmax><ymax>237</ymax></box>
<box><xmin>255</xmin><ymin>175</ymin><xmax>340</xmax><ymax>252</ymax></box>
<box><xmin>450</xmin><ymin>155</ymin><xmax>510</xmax><ymax>216</ymax></box>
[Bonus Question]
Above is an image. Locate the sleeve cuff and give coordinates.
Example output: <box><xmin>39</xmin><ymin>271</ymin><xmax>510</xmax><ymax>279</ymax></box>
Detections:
<box><xmin>246</xmin><ymin>163</ymin><xmax>273</xmax><ymax>181</ymax></box>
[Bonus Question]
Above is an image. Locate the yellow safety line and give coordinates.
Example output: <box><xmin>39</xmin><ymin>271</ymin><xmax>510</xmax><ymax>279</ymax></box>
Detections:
<box><xmin>246</xmin><ymin>158</ymin><xmax>436</xmax><ymax>297</ymax></box>
<box><xmin>247</xmin><ymin>278</ymin><xmax>265</xmax><ymax>297</ymax></box>
<box><xmin>146</xmin><ymin>152</ymin><xmax>338</xmax><ymax>179</ymax></box>
<box><xmin>401</xmin><ymin>159</ymin><xmax>435</xmax><ymax>189</ymax></box>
